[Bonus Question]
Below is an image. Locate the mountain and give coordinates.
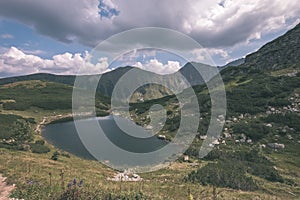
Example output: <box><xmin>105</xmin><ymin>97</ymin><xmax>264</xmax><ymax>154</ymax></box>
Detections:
<box><xmin>0</xmin><ymin>80</ymin><xmax>110</xmax><ymax>113</ymax></box>
<box><xmin>0</xmin><ymin>73</ymin><xmax>76</xmax><ymax>86</ymax></box>
<box><xmin>244</xmin><ymin>23</ymin><xmax>300</xmax><ymax>70</ymax></box>
<box><xmin>222</xmin><ymin>58</ymin><xmax>245</xmax><ymax>68</ymax></box>
<box><xmin>96</xmin><ymin>66</ymin><xmax>170</xmax><ymax>100</ymax></box>
<box><xmin>0</xmin><ymin>67</ymin><xmax>170</xmax><ymax>101</ymax></box>
<box><xmin>177</xmin><ymin>62</ymin><xmax>207</xmax><ymax>86</ymax></box>
<box><xmin>1</xmin><ymin>23</ymin><xmax>299</xmax><ymax>102</ymax></box>
<box><xmin>129</xmin><ymin>23</ymin><xmax>300</xmax><ymax>195</ymax></box>
<box><xmin>0</xmin><ymin>63</ymin><xmax>211</xmax><ymax>102</ymax></box>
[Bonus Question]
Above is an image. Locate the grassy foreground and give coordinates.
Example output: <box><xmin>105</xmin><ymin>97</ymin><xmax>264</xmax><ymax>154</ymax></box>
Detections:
<box><xmin>1</xmin><ymin>147</ymin><xmax>298</xmax><ymax>200</ymax></box>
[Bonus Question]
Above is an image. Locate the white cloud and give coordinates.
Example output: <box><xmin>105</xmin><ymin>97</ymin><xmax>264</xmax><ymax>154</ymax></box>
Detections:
<box><xmin>191</xmin><ymin>48</ymin><xmax>229</xmax><ymax>64</ymax></box>
<box><xmin>0</xmin><ymin>0</ymin><xmax>299</xmax><ymax>68</ymax></box>
<box><xmin>0</xmin><ymin>47</ymin><xmax>109</xmax><ymax>77</ymax></box>
<box><xmin>133</xmin><ymin>59</ymin><xmax>181</xmax><ymax>75</ymax></box>
<box><xmin>0</xmin><ymin>34</ymin><xmax>14</xmax><ymax>39</ymax></box>
<box><xmin>0</xmin><ymin>47</ymin><xmax>180</xmax><ymax>76</ymax></box>
<box><xmin>0</xmin><ymin>0</ymin><xmax>299</xmax><ymax>49</ymax></box>
<box><xmin>21</xmin><ymin>49</ymin><xmax>46</xmax><ymax>56</ymax></box>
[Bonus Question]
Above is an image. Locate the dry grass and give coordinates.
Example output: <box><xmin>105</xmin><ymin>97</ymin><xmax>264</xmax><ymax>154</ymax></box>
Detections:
<box><xmin>0</xmin><ymin>147</ymin><xmax>298</xmax><ymax>199</ymax></box>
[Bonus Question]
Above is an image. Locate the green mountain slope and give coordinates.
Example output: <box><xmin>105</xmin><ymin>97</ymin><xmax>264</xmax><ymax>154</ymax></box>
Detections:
<box><xmin>0</xmin><ymin>67</ymin><xmax>174</xmax><ymax>102</ymax></box>
<box><xmin>0</xmin><ymin>80</ymin><xmax>110</xmax><ymax>111</ymax></box>
<box><xmin>128</xmin><ymin>23</ymin><xmax>300</xmax><ymax>194</ymax></box>
<box><xmin>0</xmin><ymin>62</ymin><xmax>213</xmax><ymax>102</ymax></box>
<box><xmin>245</xmin><ymin>23</ymin><xmax>300</xmax><ymax>71</ymax></box>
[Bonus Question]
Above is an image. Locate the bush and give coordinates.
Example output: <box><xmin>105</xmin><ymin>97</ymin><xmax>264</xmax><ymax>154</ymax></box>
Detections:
<box><xmin>35</xmin><ymin>140</ymin><xmax>45</xmax><ymax>145</ymax></box>
<box><xmin>263</xmin><ymin>113</ymin><xmax>300</xmax><ymax>131</ymax></box>
<box><xmin>2</xmin><ymin>102</ymin><xmax>28</xmax><ymax>111</ymax></box>
<box><xmin>0</xmin><ymin>114</ymin><xmax>34</xmax><ymax>152</ymax></box>
<box><xmin>51</xmin><ymin>151</ymin><xmax>60</xmax><ymax>161</ymax></box>
<box><xmin>30</xmin><ymin>144</ymin><xmax>51</xmax><ymax>154</ymax></box>
<box><xmin>233</xmin><ymin>121</ymin><xmax>271</xmax><ymax>141</ymax></box>
<box><xmin>186</xmin><ymin>160</ymin><xmax>258</xmax><ymax>191</ymax></box>
<box><xmin>198</xmin><ymin>149</ymin><xmax>284</xmax><ymax>186</ymax></box>
<box><xmin>248</xmin><ymin>163</ymin><xmax>284</xmax><ymax>183</ymax></box>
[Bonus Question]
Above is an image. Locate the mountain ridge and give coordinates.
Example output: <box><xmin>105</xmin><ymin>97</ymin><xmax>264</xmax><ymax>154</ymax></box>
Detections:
<box><xmin>244</xmin><ymin>23</ymin><xmax>300</xmax><ymax>70</ymax></box>
<box><xmin>1</xmin><ymin>23</ymin><xmax>300</xmax><ymax>101</ymax></box>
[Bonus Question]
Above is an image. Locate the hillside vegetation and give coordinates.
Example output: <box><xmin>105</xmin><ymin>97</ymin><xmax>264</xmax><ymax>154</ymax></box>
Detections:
<box><xmin>0</xmin><ymin>24</ymin><xmax>299</xmax><ymax>199</ymax></box>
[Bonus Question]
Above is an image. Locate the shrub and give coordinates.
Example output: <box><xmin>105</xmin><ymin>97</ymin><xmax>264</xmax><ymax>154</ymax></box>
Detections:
<box><xmin>195</xmin><ymin>148</ymin><xmax>285</xmax><ymax>188</ymax></box>
<box><xmin>186</xmin><ymin>160</ymin><xmax>258</xmax><ymax>191</ymax></box>
<box><xmin>51</xmin><ymin>151</ymin><xmax>60</xmax><ymax>161</ymax></box>
<box><xmin>35</xmin><ymin>140</ymin><xmax>45</xmax><ymax>145</ymax></box>
<box><xmin>233</xmin><ymin>121</ymin><xmax>271</xmax><ymax>141</ymax></box>
<box><xmin>30</xmin><ymin>144</ymin><xmax>51</xmax><ymax>154</ymax></box>
<box><xmin>263</xmin><ymin>113</ymin><xmax>300</xmax><ymax>131</ymax></box>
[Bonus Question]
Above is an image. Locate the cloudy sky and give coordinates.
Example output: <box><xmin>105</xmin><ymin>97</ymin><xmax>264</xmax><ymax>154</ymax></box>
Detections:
<box><xmin>0</xmin><ymin>0</ymin><xmax>299</xmax><ymax>77</ymax></box>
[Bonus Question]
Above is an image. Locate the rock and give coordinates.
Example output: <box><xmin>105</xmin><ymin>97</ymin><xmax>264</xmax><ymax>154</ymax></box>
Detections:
<box><xmin>241</xmin><ymin>134</ymin><xmax>247</xmax><ymax>140</ymax></box>
<box><xmin>145</xmin><ymin>125</ymin><xmax>153</xmax><ymax>130</ymax></box>
<box><xmin>247</xmin><ymin>139</ymin><xmax>253</xmax><ymax>144</ymax></box>
<box><xmin>268</xmin><ymin>143</ymin><xmax>285</xmax><ymax>149</ymax></box>
<box><xmin>245</xmin><ymin>113</ymin><xmax>251</xmax><ymax>118</ymax></box>
<box><xmin>218</xmin><ymin>115</ymin><xmax>225</xmax><ymax>121</ymax></box>
<box><xmin>212</xmin><ymin>139</ymin><xmax>220</xmax><ymax>145</ymax></box>
<box><xmin>265</xmin><ymin>123</ymin><xmax>273</xmax><ymax>128</ymax></box>
<box><xmin>199</xmin><ymin>135</ymin><xmax>207</xmax><ymax>140</ymax></box>
<box><xmin>260</xmin><ymin>144</ymin><xmax>266</xmax><ymax>148</ymax></box>
<box><xmin>183</xmin><ymin>155</ymin><xmax>189</xmax><ymax>162</ymax></box>
<box><xmin>223</xmin><ymin>132</ymin><xmax>231</xmax><ymax>138</ymax></box>
<box><xmin>157</xmin><ymin>135</ymin><xmax>166</xmax><ymax>140</ymax></box>
<box><xmin>266</xmin><ymin>111</ymin><xmax>272</xmax><ymax>115</ymax></box>
<box><xmin>108</xmin><ymin>171</ymin><xmax>143</xmax><ymax>182</ymax></box>
<box><xmin>282</xmin><ymin>129</ymin><xmax>287</xmax><ymax>133</ymax></box>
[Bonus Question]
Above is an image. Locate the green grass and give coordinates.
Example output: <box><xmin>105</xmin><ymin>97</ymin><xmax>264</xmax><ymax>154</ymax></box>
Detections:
<box><xmin>1</xmin><ymin>148</ymin><xmax>297</xmax><ymax>200</ymax></box>
<box><xmin>0</xmin><ymin>80</ymin><xmax>110</xmax><ymax>112</ymax></box>
<box><xmin>125</xmin><ymin>72</ymin><xmax>300</xmax><ymax>199</ymax></box>
<box><xmin>0</xmin><ymin>75</ymin><xmax>299</xmax><ymax>199</ymax></box>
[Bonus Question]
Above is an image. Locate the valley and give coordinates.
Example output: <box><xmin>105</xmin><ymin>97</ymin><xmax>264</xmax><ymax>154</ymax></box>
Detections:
<box><xmin>0</xmin><ymin>23</ymin><xmax>299</xmax><ymax>200</ymax></box>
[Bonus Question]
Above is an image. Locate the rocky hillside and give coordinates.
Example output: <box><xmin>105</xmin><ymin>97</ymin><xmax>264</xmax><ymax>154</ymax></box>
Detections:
<box><xmin>245</xmin><ymin>23</ymin><xmax>300</xmax><ymax>70</ymax></box>
<box><xmin>128</xmin><ymin>23</ymin><xmax>300</xmax><ymax>195</ymax></box>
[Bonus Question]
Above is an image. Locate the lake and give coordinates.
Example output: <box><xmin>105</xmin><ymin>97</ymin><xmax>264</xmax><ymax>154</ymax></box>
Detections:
<box><xmin>42</xmin><ymin>116</ymin><xmax>168</xmax><ymax>161</ymax></box>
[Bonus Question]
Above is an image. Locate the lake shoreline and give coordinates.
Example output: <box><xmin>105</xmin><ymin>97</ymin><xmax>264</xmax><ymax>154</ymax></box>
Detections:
<box><xmin>41</xmin><ymin>115</ymin><xmax>169</xmax><ymax>164</ymax></box>
<box><xmin>47</xmin><ymin>112</ymin><xmax>111</xmax><ymax>125</ymax></box>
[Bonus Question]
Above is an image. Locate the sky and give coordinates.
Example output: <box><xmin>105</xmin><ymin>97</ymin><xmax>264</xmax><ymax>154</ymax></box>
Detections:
<box><xmin>0</xmin><ymin>0</ymin><xmax>299</xmax><ymax>77</ymax></box>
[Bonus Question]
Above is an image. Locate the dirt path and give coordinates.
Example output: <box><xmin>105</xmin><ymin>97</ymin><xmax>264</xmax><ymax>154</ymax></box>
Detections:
<box><xmin>34</xmin><ymin>117</ymin><xmax>47</xmax><ymax>133</ymax></box>
<box><xmin>35</xmin><ymin>114</ymin><xmax>73</xmax><ymax>134</ymax></box>
<box><xmin>0</xmin><ymin>175</ymin><xmax>15</xmax><ymax>200</ymax></box>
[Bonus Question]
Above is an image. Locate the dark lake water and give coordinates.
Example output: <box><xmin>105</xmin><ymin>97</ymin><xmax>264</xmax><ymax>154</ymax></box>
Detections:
<box><xmin>42</xmin><ymin>116</ymin><xmax>168</xmax><ymax>161</ymax></box>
